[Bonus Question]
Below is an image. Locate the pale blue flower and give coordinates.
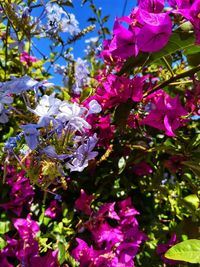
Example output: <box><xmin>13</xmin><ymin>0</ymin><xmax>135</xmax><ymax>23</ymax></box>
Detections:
<box><xmin>4</xmin><ymin>134</ymin><xmax>22</xmax><ymax>152</ymax></box>
<box><xmin>0</xmin><ymin>76</ymin><xmax>38</xmax><ymax>95</ymax></box>
<box><xmin>0</xmin><ymin>76</ymin><xmax>53</xmax><ymax>95</ymax></box>
<box><xmin>56</xmin><ymin>102</ymin><xmax>91</xmax><ymax>131</ymax></box>
<box><xmin>28</xmin><ymin>94</ymin><xmax>61</xmax><ymax>127</ymax></box>
<box><xmin>45</xmin><ymin>3</ymin><xmax>79</xmax><ymax>35</ymax></box>
<box><xmin>21</xmin><ymin>124</ymin><xmax>39</xmax><ymax>150</ymax></box>
<box><xmin>0</xmin><ymin>104</ymin><xmax>9</xmax><ymax>123</ymax></box>
<box><xmin>0</xmin><ymin>92</ymin><xmax>13</xmax><ymax>123</ymax></box>
<box><xmin>88</xmin><ymin>100</ymin><xmax>102</xmax><ymax>114</ymax></box>
<box><xmin>72</xmin><ymin>58</ymin><xmax>89</xmax><ymax>94</ymax></box>
<box><xmin>42</xmin><ymin>145</ymin><xmax>69</xmax><ymax>160</ymax></box>
<box><xmin>66</xmin><ymin>134</ymin><xmax>98</xmax><ymax>172</ymax></box>
<box><xmin>61</xmin><ymin>13</ymin><xmax>80</xmax><ymax>35</ymax></box>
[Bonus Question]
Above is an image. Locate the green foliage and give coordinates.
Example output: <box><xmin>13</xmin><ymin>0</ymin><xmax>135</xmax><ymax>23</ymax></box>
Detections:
<box><xmin>165</xmin><ymin>239</ymin><xmax>200</xmax><ymax>263</ymax></box>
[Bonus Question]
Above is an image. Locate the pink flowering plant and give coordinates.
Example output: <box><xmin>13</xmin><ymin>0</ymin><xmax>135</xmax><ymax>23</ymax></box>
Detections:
<box><xmin>0</xmin><ymin>0</ymin><xmax>200</xmax><ymax>266</ymax></box>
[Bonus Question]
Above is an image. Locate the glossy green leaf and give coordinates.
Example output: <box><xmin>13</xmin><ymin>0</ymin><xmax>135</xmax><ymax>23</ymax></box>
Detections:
<box><xmin>58</xmin><ymin>242</ymin><xmax>66</xmax><ymax>265</ymax></box>
<box><xmin>149</xmin><ymin>31</ymin><xmax>195</xmax><ymax>63</ymax></box>
<box><xmin>165</xmin><ymin>239</ymin><xmax>200</xmax><ymax>263</ymax></box>
<box><xmin>0</xmin><ymin>237</ymin><xmax>7</xmax><ymax>249</ymax></box>
<box><xmin>183</xmin><ymin>194</ymin><xmax>199</xmax><ymax>209</ymax></box>
<box><xmin>0</xmin><ymin>221</ymin><xmax>11</xmax><ymax>234</ymax></box>
<box><xmin>113</xmin><ymin>99</ymin><xmax>133</xmax><ymax>131</ymax></box>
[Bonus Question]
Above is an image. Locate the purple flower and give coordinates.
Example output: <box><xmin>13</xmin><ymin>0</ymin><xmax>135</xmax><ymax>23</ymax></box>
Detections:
<box><xmin>72</xmin><ymin>238</ymin><xmax>97</xmax><ymax>267</ymax></box>
<box><xmin>136</xmin><ymin>10</ymin><xmax>172</xmax><ymax>52</ymax></box>
<box><xmin>0</xmin><ymin>76</ymin><xmax>38</xmax><ymax>95</ymax></box>
<box><xmin>72</xmin><ymin>58</ymin><xmax>89</xmax><ymax>95</ymax></box>
<box><xmin>45</xmin><ymin>200</ymin><xmax>61</xmax><ymax>219</ymax></box>
<box><xmin>156</xmin><ymin>233</ymin><xmax>179</xmax><ymax>265</ymax></box>
<box><xmin>75</xmin><ymin>189</ymin><xmax>95</xmax><ymax>215</ymax></box>
<box><xmin>13</xmin><ymin>214</ymin><xmax>40</xmax><ymax>240</ymax></box>
<box><xmin>29</xmin><ymin>94</ymin><xmax>62</xmax><ymax>127</ymax></box>
<box><xmin>88</xmin><ymin>99</ymin><xmax>102</xmax><ymax>114</ymax></box>
<box><xmin>21</xmin><ymin>124</ymin><xmax>39</xmax><ymax>150</ymax></box>
<box><xmin>101</xmin><ymin>18</ymin><xmax>138</xmax><ymax>60</ymax></box>
<box><xmin>42</xmin><ymin>145</ymin><xmax>69</xmax><ymax>160</ymax></box>
<box><xmin>138</xmin><ymin>0</ymin><xmax>164</xmax><ymax>13</ymax></box>
<box><xmin>0</xmin><ymin>168</ymin><xmax>34</xmax><ymax>216</ymax></box>
<box><xmin>30</xmin><ymin>250</ymin><xmax>59</xmax><ymax>267</ymax></box>
<box><xmin>140</xmin><ymin>90</ymin><xmax>188</xmax><ymax>136</ymax></box>
<box><xmin>56</xmin><ymin>102</ymin><xmax>91</xmax><ymax>131</ymax></box>
<box><xmin>45</xmin><ymin>3</ymin><xmax>79</xmax><ymax>35</ymax></box>
<box><xmin>0</xmin><ymin>92</ymin><xmax>13</xmax><ymax>123</ymax></box>
<box><xmin>66</xmin><ymin>134</ymin><xmax>98</xmax><ymax>172</ymax></box>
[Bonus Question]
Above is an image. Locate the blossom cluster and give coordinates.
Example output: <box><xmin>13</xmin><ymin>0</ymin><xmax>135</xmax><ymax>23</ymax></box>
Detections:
<box><xmin>73</xmin><ymin>190</ymin><xmax>146</xmax><ymax>267</ymax></box>
<box><xmin>0</xmin><ymin>0</ymin><xmax>199</xmax><ymax>266</ymax></box>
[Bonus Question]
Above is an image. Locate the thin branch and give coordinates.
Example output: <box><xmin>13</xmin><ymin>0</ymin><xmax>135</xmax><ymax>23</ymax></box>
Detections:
<box><xmin>144</xmin><ymin>64</ymin><xmax>200</xmax><ymax>97</ymax></box>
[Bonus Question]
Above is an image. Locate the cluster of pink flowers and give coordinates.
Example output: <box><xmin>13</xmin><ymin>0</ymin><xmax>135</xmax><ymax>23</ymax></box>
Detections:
<box><xmin>72</xmin><ymin>190</ymin><xmax>146</xmax><ymax>266</ymax></box>
<box><xmin>0</xmin><ymin>214</ymin><xmax>59</xmax><ymax>267</ymax></box>
<box><xmin>20</xmin><ymin>51</ymin><xmax>38</xmax><ymax>67</ymax></box>
<box><xmin>81</xmin><ymin>0</ymin><xmax>200</xmax><ymax>141</ymax></box>
<box><xmin>0</xmin><ymin>166</ymin><xmax>34</xmax><ymax>216</ymax></box>
<box><xmin>102</xmin><ymin>0</ymin><xmax>200</xmax><ymax>63</ymax></box>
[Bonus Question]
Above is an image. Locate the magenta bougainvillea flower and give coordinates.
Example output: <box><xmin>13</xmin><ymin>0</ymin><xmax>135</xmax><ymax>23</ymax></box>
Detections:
<box><xmin>0</xmin><ymin>214</ymin><xmax>59</xmax><ymax>266</ymax></box>
<box><xmin>95</xmin><ymin>73</ymin><xmax>131</xmax><ymax>109</ymax></box>
<box><xmin>20</xmin><ymin>51</ymin><xmax>38</xmax><ymax>66</ymax></box>
<box><xmin>101</xmin><ymin>18</ymin><xmax>138</xmax><ymax>61</ymax></box>
<box><xmin>185</xmin><ymin>80</ymin><xmax>200</xmax><ymax>115</ymax></box>
<box><xmin>73</xmin><ymin>196</ymin><xmax>146</xmax><ymax>266</ymax></box>
<box><xmin>168</xmin><ymin>0</ymin><xmax>192</xmax><ymax>9</ymax></box>
<box><xmin>130</xmin><ymin>75</ymin><xmax>148</xmax><ymax>102</ymax></box>
<box><xmin>45</xmin><ymin>200</ymin><xmax>61</xmax><ymax>219</ymax></box>
<box><xmin>140</xmin><ymin>90</ymin><xmax>188</xmax><ymax>136</ymax></box>
<box><xmin>136</xmin><ymin>10</ymin><xmax>172</xmax><ymax>52</ymax></box>
<box><xmin>131</xmin><ymin>161</ymin><xmax>153</xmax><ymax>176</ymax></box>
<box><xmin>138</xmin><ymin>0</ymin><xmax>164</xmax><ymax>13</ymax></box>
<box><xmin>0</xmin><ymin>167</ymin><xmax>34</xmax><ymax>216</ymax></box>
<box><xmin>164</xmin><ymin>155</ymin><xmax>186</xmax><ymax>173</ymax></box>
<box><xmin>30</xmin><ymin>250</ymin><xmax>59</xmax><ymax>267</ymax></box>
<box><xmin>75</xmin><ymin>189</ymin><xmax>95</xmax><ymax>215</ymax></box>
<box><xmin>72</xmin><ymin>238</ymin><xmax>98</xmax><ymax>267</ymax></box>
<box><xmin>13</xmin><ymin>214</ymin><xmax>40</xmax><ymax>240</ymax></box>
<box><xmin>183</xmin><ymin>0</ymin><xmax>200</xmax><ymax>44</ymax></box>
<box><xmin>169</xmin><ymin>0</ymin><xmax>200</xmax><ymax>44</ymax></box>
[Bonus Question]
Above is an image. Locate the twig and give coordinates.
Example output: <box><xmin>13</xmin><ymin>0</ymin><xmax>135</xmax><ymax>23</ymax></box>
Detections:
<box><xmin>144</xmin><ymin>64</ymin><xmax>200</xmax><ymax>97</ymax></box>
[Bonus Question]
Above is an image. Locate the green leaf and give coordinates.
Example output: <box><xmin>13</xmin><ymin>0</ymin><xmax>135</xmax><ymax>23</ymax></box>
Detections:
<box><xmin>0</xmin><ymin>221</ymin><xmax>11</xmax><ymax>234</ymax></box>
<box><xmin>165</xmin><ymin>239</ymin><xmax>200</xmax><ymax>263</ymax></box>
<box><xmin>102</xmin><ymin>15</ymin><xmax>109</xmax><ymax>23</ymax></box>
<box><xmin>183</xmin><ymin>194</ymin><xmax>199</xmax><ymax>210</ymax></box>
<box><xmin>119</xmin><ymin>31</ymin><xmax>196</xmax><ymax>75</ymax></box>
<box><xmin>118</xmin><ymin>157</ymin><xmax>126</xmax><ymax>174</ymax></box>
<box><xmin>0</xmin><ymin>236</ymin><xmax>7</xmax><ymax>249</ymax></box>
<box><xmin>58</xmin><ymin>242</ymin><xmax>66</xmax><ymax>265</ymax></box>
<box><xmin>186</xmin><ymin>53</ymin><xmax>200</xmax><ymax>66</ymax></box>
<box><xmin>148</xmin><ymin>31</ymin><xmax>195</xmax><ymax>64</ymax></box>
<box><xmin>118</xmin><ymin>53</ymin><xmax>149</xmax><ymax>76</ymax></box>
<box><xmin>113</xmin><ymin>99</ymin><xmax>133</xmax><ymax>131</ymax></box>
<box><xmin>65</xmin><ymin>251</ymin><xmax>80</xmax><ymax>267</ymax></box>
<box><xmin>102</xmin><ymin>27</ymin><xmax>110</xmax><ymax>35</ymax></box>
<box><xmin>87</xmin><ymin>17</ymin><xmax>97</xmax><ymax>23</ymax></box>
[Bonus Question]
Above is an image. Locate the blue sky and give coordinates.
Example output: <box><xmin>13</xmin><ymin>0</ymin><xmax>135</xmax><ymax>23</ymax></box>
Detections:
<box><xmin>70</xmin><ymin>0</ymin><xmax>137</xmax><ymax>57</ymax></box>
<box><xmin>32</xmin><ymin>1</ymin><xmax>137</xmax><ymax>84</ymax></box>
